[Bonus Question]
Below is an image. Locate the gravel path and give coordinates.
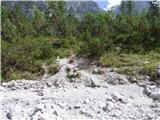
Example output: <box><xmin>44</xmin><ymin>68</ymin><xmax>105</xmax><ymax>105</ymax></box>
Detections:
<box><xmin>0</xmin><ymin>58</ymin><xmax>160</xmax><ymax>120</ymax></box>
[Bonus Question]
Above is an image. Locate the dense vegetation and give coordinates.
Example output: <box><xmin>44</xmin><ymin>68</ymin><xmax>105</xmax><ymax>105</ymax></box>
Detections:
<box><xmin>1</xmin><ymin>1</ymin><xmax>160</xmax><ymax>82</ymax></box>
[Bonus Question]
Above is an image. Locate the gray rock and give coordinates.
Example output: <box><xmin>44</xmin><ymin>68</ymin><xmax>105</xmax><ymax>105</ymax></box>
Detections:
<box><xmin>138</xmin><ymin>81</ymin><xmax>155</xmax><ymax>87</ymax></box>
<box><xmin>36</xmin><ymin>103</ymin><xmax>45</xmax><ymax>110</ymax></box>
<box><xmin>38</xmin><ymin>117</ymin><xmax>46</xmax><ymax>120</ymax></box>
<box><xmin>150</xmin><ymin>91</ymin><xmax>160</xmax><ymax>101</ymax></box>
<box><xmin>81</xmin><ymin>73</ymin><xmax>101</xmax><ymax>88</ymax></box>
<box><xmin>106</xmin><ymin>73</ymin><xmax>128</xmax><ymax>85</ymax></box>
<box><xmin>11</xmin><ymin>86</ymin><xmax>17</xmax><ymax>90</ymax></box>
<box><xmin>83</xmin><ymin>98</ymin><xmax>90</xmax><ymax>104</ymax></box>
<box><xmin>128</xmin><ymin>76</ymin><xmax>138</xmax><ymax>83</ymax></box>
<box><xmin>143</xmin><ymin>87</ymin><xmax>152</xmax><ymax>96</ymax></box>
<box><xmin>145</xmin><ymin>75</ymin><xmax>151</xmax><ymax>81</ymax></box>
<box><xmin>90</xmin><ymin>78</ymin><xmax>100</xmax><ymax>88</ymax></box>
<box><xmin>74</xmin><ymin>103</ymin><xmax>81</xmax><ymax>109</ymax></box>
<box><xmin>0</xmin><ymin>86</ymin><xmax>6</xmax><ymax>91</ymax></box>
<box><xmin>111</xmin><ymin>93</ymin><xmax>126</xmax><ymax>103</ymax></box>
<box><xmin>6</xmin><ymin>111</ymin><xmax>12</xmax><ymax>119</ymax></box>
<box><xmin>53</xmin><ymin>110</ymin><xmax>59</xmax><ymax>116</ymax></box>
<box><xmin>102</xmin><ymin>101</ymin><xmax>115</xmax><ymax>112</ymax></box>
<box><xmin>46</xmin><ymin>81</ymin><xmax>53</xmax><ymax>87</ymax></box>
<box><xmin>106</xmin><ymin>95</ymin><xmax>114</xmax><ymax>102</ymax></box>
<box><xmin>37</xmin><ymin>91</ymin><xmax>44</xmax><ymax>96</ymax></box>
<box><xmin>80</xmin><ymin>108</ymin><xmax>93</xmax><ymax>118</ymax></box>
<box><xmin>92</xmin><ymin>68</ymin><xmax>104</xmax><ymax>74</ymax></box>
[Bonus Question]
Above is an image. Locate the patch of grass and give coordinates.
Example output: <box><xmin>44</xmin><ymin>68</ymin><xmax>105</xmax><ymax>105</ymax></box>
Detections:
<box><xmin>7</xmin><ymin>71</ymin><xmax>37</xmax><ymax>81</ymax></box>
<box><xmin>99</xmin><ymin>52</ymin><xmax>160</xmax><ymax>80</ymax></box>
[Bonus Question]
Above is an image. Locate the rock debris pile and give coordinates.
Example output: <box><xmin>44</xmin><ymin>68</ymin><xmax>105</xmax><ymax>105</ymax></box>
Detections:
<box><xmin>0</xmin><ymin>58</ymin><xmax>160</xmax><ymax>120</ymax></box>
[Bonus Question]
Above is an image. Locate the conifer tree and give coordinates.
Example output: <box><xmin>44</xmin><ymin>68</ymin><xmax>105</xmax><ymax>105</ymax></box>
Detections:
<box><xmin>32</xmin><ymin>7</ymin><xmax>48</xmax><ymax>35</ymax></box>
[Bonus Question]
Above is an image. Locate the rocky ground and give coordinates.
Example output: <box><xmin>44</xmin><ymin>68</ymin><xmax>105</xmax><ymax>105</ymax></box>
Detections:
<box><xmin>0</xmin><ymin>58</ymin><xmax>160</xmax><ymax>120</ymax></box>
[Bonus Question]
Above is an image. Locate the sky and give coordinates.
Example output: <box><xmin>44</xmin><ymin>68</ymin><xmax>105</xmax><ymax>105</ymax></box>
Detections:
<box><xmin>93</xmin><ymin>0</ymin><xmax>122</xmax><ymax>10</ymax></box>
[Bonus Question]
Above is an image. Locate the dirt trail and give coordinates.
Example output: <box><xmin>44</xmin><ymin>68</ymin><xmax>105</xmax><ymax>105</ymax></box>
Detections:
<box><xmin>0</xmin><ymin>58</ymin><xmax>160</xmax><ymax>120</ymax></box>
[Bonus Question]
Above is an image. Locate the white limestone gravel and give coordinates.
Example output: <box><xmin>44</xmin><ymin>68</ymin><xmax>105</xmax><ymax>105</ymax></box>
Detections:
<box><xmin>0</xmin><ymin>58</ymin><xmax>160</xmax><ymax>120</ymax></box>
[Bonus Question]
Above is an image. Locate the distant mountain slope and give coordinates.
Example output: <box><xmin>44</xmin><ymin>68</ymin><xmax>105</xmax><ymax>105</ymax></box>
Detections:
<box><xmin>66</xmin><ymin>1</ymin><xmax>101</xmax><ymax>18</ymax></box>
<box><xmin>111</xmin><ymin>1</ymin><xmax>149</xmax><ymax>14</ymax></box>
<box><xmin>2</xmin><ymin>1</ymin><xmax>101</xmax><ymax>19</ymax></box>
<box><xmin>2</xmin><ymin>1</ymin><xmax>47</xmax><ymax>17</ymax></box>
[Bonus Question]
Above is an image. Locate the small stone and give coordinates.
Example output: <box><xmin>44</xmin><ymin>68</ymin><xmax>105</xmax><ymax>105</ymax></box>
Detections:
<box><xmin>90</xmin><ymin>78</ymin><xmax>100</xmax><ymax>88</ymax></box>
<box><xmin>58</xmin><ymin>102</ymin><xmax>67</xmax><ymax>109</ymax></box>
<box><xmin>143</xmin><ymin>87</ymin><xmax>152</xmax><ymax>96</ymax></box>
<box><xmin>53</xmin><ymin>110</ymin><xmax>58</xmax><ymax>116</ymax></box>
<box><xmin>0</xmin><ymin>86</ymin><xmax>6</xmax><ymax>91</ymax></box>
<box><xmin>6</xmin><ymin>111</ymin><xmax>12</xmax><ymax>119</ymax></box>
<box><xmin>111</xmin><ymin>93</ymin><xmax>127</xmax><ymax>104</ymax></box>
<box><xmin>73</xmin><ymin>67</ymin><xmax>78</xmax><ymax>72</ymax></box>
<box><xmin>46</xmin><ymin>81</ymin><xmax>52</xmax><ymax>87</ymax></box>
<box><xmin>84</xmin><ymin>98</ymin><xmax>90</xmax><ymax>104</ymax></box>
<box><xmin>106</xmin><ymin>95</ymin><xmax>113</xmax><ymax>101</ymax></box>
<box><xmin>128</xmin><ymin>77</ymin><xmax>137</xmax><ymax>83</ymax></box>
<box><xmin>102</xmin><ymin>101</ymin><xmax>115</xmax><ymax>112</ymax></box>
<box><xmin>92</xmin><ymin>68</ymin><xmax>104</xmax><ymax>74</ymax></box>
<box><xmin>36</xmin><ymin>103</ymin><xmax>45</xmax><ymax>110</ymax></box>
<box><xmin>111</xmin><ymin>93</ymin><xmax>123</xmax><ymax>101</ymax></box>
<box><xmin>74</xmin><ymin>103</ymin><xmax>81</xmax><ymax>109</ymax></box>
<box><xmin>129</xmin><ymin>95</ymin><xmax>134</xmax><ymax>99</ymax></box>
<box><xmin>37</xmin><ymin>91</ymin><xmax>44</xmax><ymax>96</ymax></box>
<box><xmin>92</xmin><ymin>69</ymin><xmax>98</xmax><ymax>74</ymax></box>
<box><xmin>11</xmin><ymin>86</ymin><xmax>17</xmax><ymax>90</ymax></box>
<box><xmin>38</xmin><ymin>117</ymin><xmax>46</xmax><ymax>120</ymax></box>
<box><xmin>80</xmin><ymin>109</ymin><xmax>93</xmax><ymax>118</ymax></box>
<box><xmin>145</xmin><ymin>76</ymin><xmax>150</xmax><ymax>81</ymax></box>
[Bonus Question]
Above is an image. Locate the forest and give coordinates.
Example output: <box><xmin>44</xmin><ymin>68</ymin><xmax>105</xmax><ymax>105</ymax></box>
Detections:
<box><xmin>1</xmin><ymin>0</ymin><xmax>160</xmax><ymax>82</ymax></box>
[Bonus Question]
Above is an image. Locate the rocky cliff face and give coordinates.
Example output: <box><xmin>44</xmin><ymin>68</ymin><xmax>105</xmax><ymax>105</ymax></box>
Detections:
<box><xmin>2</xmin><ymin>1</ymin><xmax>101</xmax><ymax>18</ymax></box>
<box><xmin>66</xmin><ymin>1</ymin><xmax>101</xmax><ymax>18</ymax></box>
<box><xmin>111</xmin><ymin>1</ymin><xmax>149</xmax><ymax>14</ymax></box>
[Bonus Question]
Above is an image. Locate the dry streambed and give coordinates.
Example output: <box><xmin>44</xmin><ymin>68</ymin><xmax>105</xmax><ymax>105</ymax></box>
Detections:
<box><xmin>0</xmin><ymin>58</ymin><xmax>160</xmax><ymax>120</ymax></box>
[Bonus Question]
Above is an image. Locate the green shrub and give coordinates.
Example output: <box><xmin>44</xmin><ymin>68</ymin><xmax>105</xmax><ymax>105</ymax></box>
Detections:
<box><xmin>1</xmin><ymin>36</ymin><xmax>56</xmax><ymax>81</ymax></box>
<box><xmin>67</xmin><ymin>72</ymin><xmax>81</xmax><ymax>81</ymax></box>
<box><xmin>48</xmin><ymin>64</ymin><xmax>60</xmax><ymax>75</ymax></box>
<box><xmin>65</xmin><ymin>67</ymin><xmax>71</xmax><ymax>73</ymax></box>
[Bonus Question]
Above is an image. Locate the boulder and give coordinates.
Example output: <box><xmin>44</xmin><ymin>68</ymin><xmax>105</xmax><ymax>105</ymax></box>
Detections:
<box><xmin>150</xmin><ymin>91</ymin><xmax>160</xmax><ymax>101</ymax></box>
